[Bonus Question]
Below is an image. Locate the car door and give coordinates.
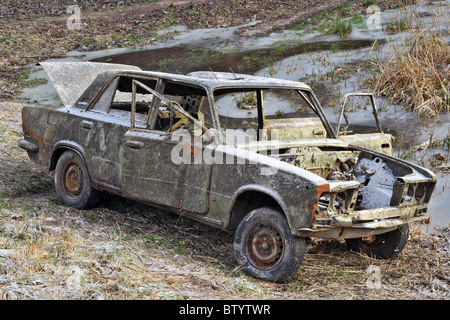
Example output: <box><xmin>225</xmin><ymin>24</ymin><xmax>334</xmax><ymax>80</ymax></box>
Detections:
<box><xmin>81</xmin><ymin>112</ymin><xmax>129</xmax><ymax>193</ymax></box>
<box><xmin>121</xmin><ymin>128</ymin><xmax>189</xmax><ymax>208</ymax></box>
<box><xmin>79</xmin><ymin>76</ymin><xmax>129</xmax><ymax>193</ymax></box>
<box><xmin>335</xmin><ymin>93</ymin><xmax>393</xmax><ymax>155</ymax></box>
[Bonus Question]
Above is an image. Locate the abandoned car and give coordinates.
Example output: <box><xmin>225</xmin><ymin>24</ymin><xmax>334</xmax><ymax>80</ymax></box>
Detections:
<box><xmin>19</xmin><ymin>62</ymin><xmax>437</xmax><ymax>282</ymax></box>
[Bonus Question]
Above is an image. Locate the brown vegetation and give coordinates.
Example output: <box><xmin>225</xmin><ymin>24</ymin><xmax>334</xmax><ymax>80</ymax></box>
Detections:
<box><xmin>374</xmin><ymin>31</ymin><xmax>449</xmax><ymax>117</ymax></box>
<box><xmin>372</xmin><ymin>4</ymin><xmax>450</xmax><ymax>117</ymax></box>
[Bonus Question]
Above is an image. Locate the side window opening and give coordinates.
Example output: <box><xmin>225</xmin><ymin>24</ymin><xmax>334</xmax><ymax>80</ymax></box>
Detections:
<box><xmin>93</xmin><ymin>76</ymin><xmax>212</xmax><ymax>134</ymax></box>
<box><xmin>215</xmin><ymin>90</ymin><xmax>260</xmax><ymax>131</ymax></box>
<box><xmin>336</xmin><ymin>93</ymin><xmax>383</xmax><ymax>136</ymax></box>
<box><xmin>264</xmin><ymin>88</ymin><xmax>327</xmax><ymax>140</ymax></box>
<box><xmin>153</xmin><ymin>93</ymin><xmax>213</xmax><ymax>135</ymax></box>
<box><xmin>128</xmin><ymin>79</ymin><xmax>212</xmax><ymax>136</ymax></box>
<box><xmin>214</xmin><ymin>90</ymin><xmax>261</xmax><ymax>144</ymax></box>
<box><xmin>90</xmin><ymin>76</ymin><xmax>156</xmax><ymax>127</ymax></box>
<box><xmin>113</xmin><ymin>77</ymin><xmax>156</xmax><ymax>127</ymax></box>
<box><xmin>110</xmin><ymin>90</ymin><xmax>153</xmax><ymax>124</ymax></box>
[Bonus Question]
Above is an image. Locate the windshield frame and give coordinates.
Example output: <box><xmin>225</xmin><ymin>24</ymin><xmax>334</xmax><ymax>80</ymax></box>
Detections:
<box><xmin>211</xmin><ymin>86</ymin><xmax>337</xmax><ymax>140</ymax></box>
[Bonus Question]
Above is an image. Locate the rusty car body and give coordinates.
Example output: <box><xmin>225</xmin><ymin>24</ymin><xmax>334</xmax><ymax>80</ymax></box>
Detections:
<box><xmin>19</xmin><ymin>62</ymin><xmax>437</xmax><ymax>282</ymax></box>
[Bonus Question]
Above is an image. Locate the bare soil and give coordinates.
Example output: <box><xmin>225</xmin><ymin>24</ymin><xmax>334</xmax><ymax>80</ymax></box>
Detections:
<box><xmin>0</xmin><ymin>0</ymin><xmax>448</xmax><ymax>301</ymax></box>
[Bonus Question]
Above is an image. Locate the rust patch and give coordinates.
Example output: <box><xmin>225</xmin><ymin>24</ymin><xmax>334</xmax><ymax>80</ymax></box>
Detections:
<box><xmin>316</xmin><ymin>183</ymin><xmax>330</xmax><ymax>196</ymax></box>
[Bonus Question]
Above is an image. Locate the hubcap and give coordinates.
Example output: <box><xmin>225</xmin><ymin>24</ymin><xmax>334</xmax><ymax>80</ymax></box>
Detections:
<box><xmin>247</xmin><ymin>224</ymin><xmax>284</xmax><ymax>270</ymax></box>
<box><xmin>64</xmin><ymin>162</ymin><xmax>83</xmax><ymax>197</ymax></box>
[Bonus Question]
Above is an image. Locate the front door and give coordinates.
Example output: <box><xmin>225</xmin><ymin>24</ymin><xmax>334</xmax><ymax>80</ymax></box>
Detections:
<box><xmin>336</xmin><ymin>93</ymin><xmax>393</xmax><ymax>155</ymax></box>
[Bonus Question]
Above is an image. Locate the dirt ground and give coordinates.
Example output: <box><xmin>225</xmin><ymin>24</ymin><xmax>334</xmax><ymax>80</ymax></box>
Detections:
<box><xmin>0</xmin><ymin>0</ymin><xmax>449</xmax><ymax>301</ymax></box>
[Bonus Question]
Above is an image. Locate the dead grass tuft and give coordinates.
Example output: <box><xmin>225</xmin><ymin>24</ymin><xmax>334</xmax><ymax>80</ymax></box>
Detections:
<box><xmin>372</xmin><ymin>4</ymin><xmax>450</xmax><ymax>117</ymax></box>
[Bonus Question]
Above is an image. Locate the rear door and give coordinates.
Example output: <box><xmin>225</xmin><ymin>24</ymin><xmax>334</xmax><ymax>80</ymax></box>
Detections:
<box><xmin>122</xmin><ymin>128</ymin><xmax>188</xmax><ymax>208</ymax></box>
<box><xmin>81</xmin><ymin>76</ymin><xmax>126</xmax><ymax>192</ymax></box>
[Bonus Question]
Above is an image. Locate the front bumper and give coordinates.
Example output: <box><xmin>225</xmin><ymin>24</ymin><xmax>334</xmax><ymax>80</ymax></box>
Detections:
<box><xmin>296</xmin><ymin>205</ymin><xmax>430</xmax><ymax>239</ymax></box>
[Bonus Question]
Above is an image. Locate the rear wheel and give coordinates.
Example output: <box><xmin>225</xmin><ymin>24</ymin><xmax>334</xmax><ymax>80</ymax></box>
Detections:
<box><xmin>233</xmin><ymin>207</ymin><xmax>306</xmax><ymax>283</ymax></box>
<box><xmin>55</xmin><ymin>150</ymin><xmax>99</xmax><ymax>209</ymax></box>
<box><xmin>346</xmin><ymin>224</ymin><xmax>410</xmax><ymax>259</ymax></box>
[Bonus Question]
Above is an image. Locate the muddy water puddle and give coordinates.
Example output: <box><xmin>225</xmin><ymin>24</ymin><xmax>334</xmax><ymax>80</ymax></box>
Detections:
<box><xmin>92</xmin><ymin>39</ymin><xmax>377</xmax><ymax>75</ymax></box>
<box><xmin>22</xmin><ymin>1</ymin><xmax>449</xmax><ymax>230</ymax></box>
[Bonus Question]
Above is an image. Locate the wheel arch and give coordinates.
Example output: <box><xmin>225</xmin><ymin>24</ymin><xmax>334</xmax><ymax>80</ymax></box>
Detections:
<box><xmin>227</xmin><ymin>185</ymin><xmax>289</xmax><ymax>230</ymax></box>
<box><xmin>50</xmin><ymin>141</ymin><xmax>86</xmax><ymax>171</ymax></box>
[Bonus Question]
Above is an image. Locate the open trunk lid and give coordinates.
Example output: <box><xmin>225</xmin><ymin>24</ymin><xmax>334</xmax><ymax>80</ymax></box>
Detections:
<box><xmin>38</xmin><ymin>61</ymin><xmax>141</xmax><ymax>107</ymax></box>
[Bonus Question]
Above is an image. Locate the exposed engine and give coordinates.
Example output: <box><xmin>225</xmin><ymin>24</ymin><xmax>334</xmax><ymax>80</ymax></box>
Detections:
<box><xmin>273</xmin><ymin>146</ymin><xmax>432</xmax><ymax>214</ymax></box>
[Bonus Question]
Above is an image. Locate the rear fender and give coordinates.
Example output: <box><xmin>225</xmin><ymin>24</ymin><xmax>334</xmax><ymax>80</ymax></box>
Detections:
<box><xmin>50</xmin><ymin>141</ymin><xmax>86</xmax><ymax>171</ymax></box>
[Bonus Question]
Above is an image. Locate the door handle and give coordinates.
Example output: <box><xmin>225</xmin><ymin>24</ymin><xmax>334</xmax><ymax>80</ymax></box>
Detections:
<box><xmin>125</xmin><ymin>140</ymin><xmax>145</xmax><ymax>149</ymax></box>
<box><xmin>81</xmin><ymin>120</ymin><xmax>94</xmax><ymax>129</ymax></box>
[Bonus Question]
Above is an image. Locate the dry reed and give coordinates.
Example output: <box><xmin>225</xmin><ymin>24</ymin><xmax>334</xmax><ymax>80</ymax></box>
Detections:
<box><xmin>373</xmin><ymin>3</ymin><xmax>450</xmax><ymax>117</ymax></box>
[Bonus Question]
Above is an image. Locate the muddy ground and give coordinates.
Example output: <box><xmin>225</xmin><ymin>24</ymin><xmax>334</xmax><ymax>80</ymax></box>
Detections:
<box><xmin>0</xmin><ymin>0</ymin><xmax>449</xmax><ymax>301</ymax></box>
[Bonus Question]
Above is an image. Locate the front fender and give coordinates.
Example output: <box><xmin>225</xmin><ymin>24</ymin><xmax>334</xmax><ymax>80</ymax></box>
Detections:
<box><xmin>207</xmin><ymin>145</ymin><xmax>329</xmax><ymax>232</ymax></box>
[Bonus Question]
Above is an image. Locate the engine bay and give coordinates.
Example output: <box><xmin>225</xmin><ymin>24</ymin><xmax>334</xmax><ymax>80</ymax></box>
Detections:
<box><xmin>272</xmin><ymin>146</ymin><xmax>424</xmax><ymax>212</ymax></box>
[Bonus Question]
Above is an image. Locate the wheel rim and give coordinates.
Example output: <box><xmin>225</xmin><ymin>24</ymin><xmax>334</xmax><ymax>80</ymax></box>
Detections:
<box><xmin>63</xmin><ymin>162</ymin><xmax>84</xmax><ymax>198</ymax></box>
<box><xmin>246</xmin><ymin>224</ymin><xmax>285</xmax><ymax>270</ymax></box>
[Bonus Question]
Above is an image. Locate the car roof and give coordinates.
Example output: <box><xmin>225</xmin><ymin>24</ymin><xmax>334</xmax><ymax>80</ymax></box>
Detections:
<box><xmin>39</xmin><ymin>61</ymin><xmax>311</xmax><ymax>108</ymax></box>
<box><xmin>118</xmin><ymin>70</ymin><xmax>312</xmax><ymax>91</ymax></box>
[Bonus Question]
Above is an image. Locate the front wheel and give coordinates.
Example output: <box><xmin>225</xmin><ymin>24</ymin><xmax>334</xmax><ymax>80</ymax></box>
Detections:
<box><xmin>54</xmin><ymin>150</ymin><xmax>99</xmax><ymax>209</ymax></box>
<box><xmin>233</xmin><ymin>207</ymin><xmax>306</xmax><ymax>283</ymax></box>
<box><xmin>346</xmin><ymin>224</ymin><xmax>410</xmax><ymax>259</ymax></box>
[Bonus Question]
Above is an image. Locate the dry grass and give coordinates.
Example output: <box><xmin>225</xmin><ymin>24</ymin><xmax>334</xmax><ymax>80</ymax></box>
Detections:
<box><xmin>372</xmin><ymin>3</ymin><xmax>450</xmax><ymax>117</ymax></box>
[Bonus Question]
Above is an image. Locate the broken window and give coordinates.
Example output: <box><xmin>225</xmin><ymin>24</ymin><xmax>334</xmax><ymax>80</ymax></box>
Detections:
<box><xmin>215</xmin><ymin>90</ymin><xmax>260</xmax><ymax>130</ymax></box>
<box><xmin>121</xmin><ymin>77</ymin><xmax>213</xmax><ymax>137</ymax></box>
<box><xmin>90</xmin><ymin>76</ymin><xmax>155</xmax><ymax>127</ymax></box>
